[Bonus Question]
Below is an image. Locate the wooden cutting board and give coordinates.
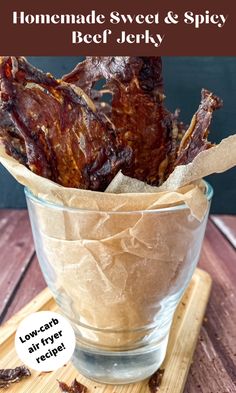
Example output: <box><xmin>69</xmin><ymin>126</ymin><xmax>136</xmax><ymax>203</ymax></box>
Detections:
<box><xmin>0</xmin><ymin>268</ymin><xmax>212</xmax><ymax>393</ymax></box>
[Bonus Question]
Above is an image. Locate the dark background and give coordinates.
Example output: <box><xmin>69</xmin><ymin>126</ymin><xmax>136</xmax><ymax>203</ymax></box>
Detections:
<box><xmin>0</xmin><ymin>57</ymin><xmax>235</xmax><ymax>213</ymax></box>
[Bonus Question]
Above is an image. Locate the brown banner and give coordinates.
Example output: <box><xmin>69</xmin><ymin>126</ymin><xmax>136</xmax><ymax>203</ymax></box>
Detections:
<box><xmin>0</xmin><ymin>0</ymin><xmax>235</xmax><ymax>55</ymax></box>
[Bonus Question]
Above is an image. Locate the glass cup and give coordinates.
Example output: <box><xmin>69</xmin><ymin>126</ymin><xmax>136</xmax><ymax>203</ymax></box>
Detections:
<box><xmin>25</xmin><ymin>182</ymin><xmax>213</xmax><ymax>384</ymax></box>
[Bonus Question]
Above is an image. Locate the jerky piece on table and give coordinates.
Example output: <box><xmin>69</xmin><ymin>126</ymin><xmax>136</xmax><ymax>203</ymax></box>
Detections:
<box><xmin>168</xmin><ymin>89</ymin><xmax>223</xmax><ymax>174</ymax></box>
<box><xmin>0</xmin><ymin>365</ymin><xmax>31</xmax><ymax>388</ymax></box>
<box><xmin>148</xmin><ymin>369</ymin><xmax>165</xmax><ymax>393</ymax></box>
<box><xmin>63</xmin><ymin>56</ymin><xmax>179</xmax><ymax>186</ymax></box>
<box><xmin>0</xmin><ymin>56</ymin><xmax>131</xmax><ymax>191</ymax></box>
<box><xmin>58</xmin><ymin>378</ymin><xmax>87</xmax><ymax>393</ymax></box>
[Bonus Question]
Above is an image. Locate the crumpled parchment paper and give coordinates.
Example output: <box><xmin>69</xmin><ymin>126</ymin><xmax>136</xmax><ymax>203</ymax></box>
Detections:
<box><xmin>0</xmin><ymin>134</ymin><xmax>236</xmax><ymax>348</ymax></box>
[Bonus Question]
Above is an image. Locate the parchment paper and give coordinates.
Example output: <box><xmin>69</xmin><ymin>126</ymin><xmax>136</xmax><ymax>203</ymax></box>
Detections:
<box><xmin>0</xmin><ymin>134</ymin><xmax>236</xmax><ymax>349</ymax></box>
<box><xmin>1</xmin><ymin>135</ymin><xmax>236</xmax><ymax>218</ymax></box>
<box><xmin>106</xmin><ymin>134</ymin><xmax>236</xmax><ymax>193</ymax></box>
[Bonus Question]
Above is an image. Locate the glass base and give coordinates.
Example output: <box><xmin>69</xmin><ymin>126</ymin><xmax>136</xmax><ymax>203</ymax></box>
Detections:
<box><xmin>72</xmin><ymin>335</ymin><xmax>168</xmax><ymax>384</ymax></box>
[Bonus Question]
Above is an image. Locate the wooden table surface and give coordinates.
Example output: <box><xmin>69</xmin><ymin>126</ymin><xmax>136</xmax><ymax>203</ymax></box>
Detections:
<box><xmin>0</xmin><ymin>210</ymin><xmax>235</xmax><ymax>393</ymax></box>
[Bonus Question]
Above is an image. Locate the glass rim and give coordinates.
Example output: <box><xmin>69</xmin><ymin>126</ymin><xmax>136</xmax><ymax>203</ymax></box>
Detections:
<box><xmin>24</xmin><ymin>180</ymin><xmax>213</xmax><ymax>215</ymax></box>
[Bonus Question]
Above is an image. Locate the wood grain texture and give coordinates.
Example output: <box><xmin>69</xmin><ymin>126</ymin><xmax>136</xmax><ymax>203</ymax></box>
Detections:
<box><xmin>0</xmin><ymin>210</ymin><xmax>35</xmax><ymax>322</ymax></box>
<box><xmin>211</xmin><ymin>215</ymin><xmax>236</xmax><ymax>248</ymax></box>
<box><xmin>3</xmin><ymin>255</ymin><xmax>46</xmax><ymax>322</ymax></box>
<box><xmin>0</xmin><ymin>269</ymin><xmax>212</xmax><ymax>393</ymax></box>
<box><xmin>185</xmin><ymin>220</ymin><xmax>236</xmax><ymax>393</ymax></box>
<box><xmin>0</xmin><ymin>288</ymin><xmax>53</xmax><ymax>347</ymax></box>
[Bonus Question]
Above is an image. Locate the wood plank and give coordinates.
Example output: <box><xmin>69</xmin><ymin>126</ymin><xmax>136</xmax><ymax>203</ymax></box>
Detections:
<box><xmin>184</xmin><ymin>220</ymin><xmax>236</xmax><ymax>393</ymax></box>
<box><xmin>184</xmin><ymin>326</ymin><xmax>236</xmax><ymax>393</ymax></box>
<box><xmin>0</xmin><ymin>210</ymin><xmax>35</xmax><ymax>322</ymax></box>
<box><xmin>0</xmin><ymin>268</ymin><xmax>211</xmax><ymax>393</ymax></box>
<box><xmin>211</xmin><ymin>215</ymin><xmax>236</xmax><ymax>248</ymax></box>
<box><xmin>3</xmin><ymin>255</ymin><xmax>47</xmax><ymax>323</ymax></box>
<box><xmin>0</xmin><ymin>288</ymin><xmax>53</xmax><ymax>347</ymax></box>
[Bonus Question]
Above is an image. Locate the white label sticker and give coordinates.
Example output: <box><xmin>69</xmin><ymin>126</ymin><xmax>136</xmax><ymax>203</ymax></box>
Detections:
<box><xmin>15</xmin><ymin>311</ymin><xmax>76</xmax><ymax>371</ymax></box>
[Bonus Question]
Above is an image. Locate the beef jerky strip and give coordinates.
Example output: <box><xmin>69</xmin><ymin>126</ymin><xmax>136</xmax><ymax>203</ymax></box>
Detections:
<box><xmin>164</xmin><ymin>109</ymin><xmax>186</xmax><ymax>180</ymax></box>
<box><xmin>58</xmin><ymin>378</ymin><xmax>87</xmax><ymax>393</ymax></box>
<box><xmin>148</xmin><ymin>369</ymin><xmax>165</xmax><ymax>393</ymax></box>
<box><xmin>170</xmin><ymin>89</ymin><xmax>223</xmax><ymax>171</ymax></box>
<box><xmin>0</xmin><ymin>366</ymin><xmax>31</xmax><ymax>388</ymax></box>
<box><xmin>63</xmin><ymin>57</ymin><xmax>176</xmax><ymax>186</ymax></box>
<box><xmin>0</xmin><ymin>109</ymin><xmax>27</xmax><ymax>165</ymax></box>
<box><xmin>0</xmin><ymin>56</ymin><xmax>28</xmax><ymax>166</ymax></box>
<box><xmin>63</xmin><ymin>56</ymin><xmax>165</xmax><ymax>117</ymax></box>
<box><xmin>0</xmin><ymin>57</ymin><xmax>131</xmax><ymax>191</ymax></box>
<box><xmin>0</xmin><ymin>56</ymin><xmax>59</xmax><ymax>179</ymax></box>
<box><xmin>63</xmin><ymin>56</ymin><xmax>114</xmax><ymax>96</ymax></box>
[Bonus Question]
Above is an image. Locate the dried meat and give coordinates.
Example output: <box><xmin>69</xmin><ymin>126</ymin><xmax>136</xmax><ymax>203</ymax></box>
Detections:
<box><xmin>0</xmin><ymin>366</ymin><xmax>31</xmax><ymax>388</ymax></box>
<box><xmin>0</xmin><ymin>56</ymin><xmax>131</xmax><ymax>191</ymax></box>
<box><xmin>172</xmin><ymin>89</ymin><xmax>222</xmax><ymax>169</ymax></box>
<box><xmin>0</xmin><ymin>56</ymin><xmax>222</xmax><ymax>190</ymax></box>
<box><xmin>63</xmin><ymin>56</ymin><xmax>176</xmax><ymax>186</ymax></box>
<box><xmin>63</xmin><ymin>57</ymin><xmax>222</xmax><ymax>185</ymax></box>
<box><xmin>58</xmin><ymin>378</ymin><xmax>87</xmax><ymax>393</ymax></box>
<box><xmin>148</xmin><ymin>369</ymin><xmax>165</xmax><ymax>393</ymax></box>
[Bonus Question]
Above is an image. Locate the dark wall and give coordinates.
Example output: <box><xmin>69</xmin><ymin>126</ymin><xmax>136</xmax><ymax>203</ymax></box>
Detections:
<box><xmin>0</xmin><ymin>57</ymin><xmax>235</xmax><ymax>213</ymax></box>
